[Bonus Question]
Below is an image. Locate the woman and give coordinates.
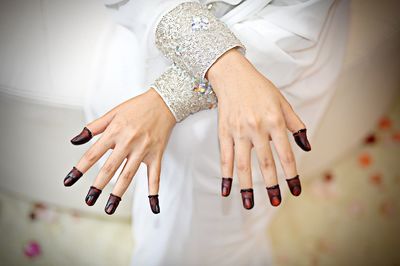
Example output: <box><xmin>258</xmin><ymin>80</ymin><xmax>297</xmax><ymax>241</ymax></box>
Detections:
<box><xmin>64</xmin><ymin>0</ymin><xmax>349</xmax><ymax>265</ymax></box>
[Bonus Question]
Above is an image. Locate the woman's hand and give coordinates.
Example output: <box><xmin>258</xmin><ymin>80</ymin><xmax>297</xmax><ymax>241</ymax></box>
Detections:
<box><xmin>64</xmin><ymin>88</ymin><xmax>176</xmax><ymax>215</ymax></box>
<box><xmin>207</xmin><ymin>49</ymin><xmax>311</xmax><ymax>209</ymax></box>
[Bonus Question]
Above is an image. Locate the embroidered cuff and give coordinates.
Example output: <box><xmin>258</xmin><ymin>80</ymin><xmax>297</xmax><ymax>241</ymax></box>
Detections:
<box><xmin>150</xmin><ymin>64</ymin><xmax>217</xmax><ymax>122</ymax></box>
<box><xmin>155</xmin><ymin>2</ymin><xmax>245</xmax><ymax>79</ymax></box>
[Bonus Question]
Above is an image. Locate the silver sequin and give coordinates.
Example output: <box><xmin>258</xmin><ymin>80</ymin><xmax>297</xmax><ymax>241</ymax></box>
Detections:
<box><xmin>151</xmin><ymin>65</ymin><xmax>217</xmax><ymax>122</ymax></box>
<box><xmin>155</xmin><ymin>2</ymin><xmax>245</xmax><ymax>79</ymax></box>
<box><xmin>152</xmin><ymin>2</ymin><xmax>245</xmax><ymax>122</ymax></box>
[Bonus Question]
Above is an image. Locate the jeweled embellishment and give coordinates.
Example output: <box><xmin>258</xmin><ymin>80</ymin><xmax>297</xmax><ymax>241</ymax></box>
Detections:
<box><xmin>193</xmin><ymin>77</ymin><xmax>213</xmax><ymax>95</ymax></box>
<box><xmin>151</xmin><ymin>65</ymin><xmax>217</xmax><ymax>122</ymax></box>
<box><xmin>155</xmin><ymin>2</ymin><xmax>245</xmax><ymax>79</ymax></box>
<box><xmin>191</xmin><ymin>16</ymin><xmax>209</xmax><ymax>31</ymax></box>
<box><xmin>175</xmin><ymin>45</ymin><xmax>185</xmax><ymax>56</ymax></box>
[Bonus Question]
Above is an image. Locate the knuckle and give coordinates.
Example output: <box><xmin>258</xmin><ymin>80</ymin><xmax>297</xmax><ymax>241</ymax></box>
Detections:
<box><xmin>101</xmin><ymin>162</ymin><xmax>115</xmax><ymax>176</ymax></box>
<box><xmin>108</xmin><ymin>119</ymin><xmax>126</xmax><ymax>136</ymax></box>
<box><xmin>281</xmin><ymin>151</ymin><xmax>295</xmax><ymax>166</ymax></box>
<box><xmin>108</xmin><ymin>125</ymin><xmax>120</xmax><ymax>137</ymax></box>
<box><xmin>142</xmin><ymin>133</ymin><xmax>153</xmax><ymax>149</ymax></box>
<box><xmin>120</xmin><ymin>170</ymin><xmax>134</xmax><ymax>183</ymax></box>
<box><xmin>84</xmin><ymin>148</ymin><xmax>98</xmax><ymax>163</ymax></box>
<box><xmin>246</xmin><ymin>115</ymin><xmax>261</xmax><ymax>130</ymax></box>
<box><xmin>120</xmin><ymin>132</ymin><xmax>137</xmax><ymax>149</ymax></box>
<box><xmin>260</xmin><ymin>157</ymin><xmax>273</xmax><ymax>169</ymax></box>
<box><xmin>268</xmin><ymin>114</ymin><xmax>284</xmax><ymax>129</ymax></box>
<box><xmin>237</xmin><ymin>159</ymin><xmax>250</xmax><ymax>173</ymax></box>
<box><xmin>220</xmin><ymin>155</ymin><xmax>231</xmax><ymax>168</ymax></box>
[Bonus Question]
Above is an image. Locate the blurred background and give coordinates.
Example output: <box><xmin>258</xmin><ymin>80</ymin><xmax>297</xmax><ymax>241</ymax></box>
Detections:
<box><xmin>0</xmin><ymin>0</ymin><xmax>399</xmax><ymax>265</ymax></box>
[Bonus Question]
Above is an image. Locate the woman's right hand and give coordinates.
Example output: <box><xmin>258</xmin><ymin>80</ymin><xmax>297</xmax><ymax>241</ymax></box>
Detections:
<box><xmin>64</xmin><ymin>88</ymin><xmax>176</xmax><ymax>215</ymax></box>
<box><xmin>207</xmin><ymin>49</ymin><xmax>312</xmax><ymax>209</ymax></box>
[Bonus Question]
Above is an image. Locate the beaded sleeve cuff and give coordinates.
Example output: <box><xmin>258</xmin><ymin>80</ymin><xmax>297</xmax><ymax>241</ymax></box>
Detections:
<box><xmin>155</xmin><ymin>1</ymin><xmax>245</xmax><ymax>79</ymax></box>
<box><xmin>150</xmin><ymin>64</ymin><xmax>217</xmax><ymax>122</ymax></box>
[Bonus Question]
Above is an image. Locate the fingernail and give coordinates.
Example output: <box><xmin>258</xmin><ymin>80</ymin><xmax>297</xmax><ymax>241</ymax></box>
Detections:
<box><xmin>85</xmin><ymin>186</ymin><xmax>102</xmax><ymax>206</ymax></box>
<box><xmin>148</xmin><ymin>195</ymin><xmax>160</xmax><ymax>214</ymax></box>
<box><xmin>286</xmin><ymin>175</ymin><xmax>302</xmax><ymax>196</ymax></box>
<box><xmin>293</xmin><ymin>129</ymin><xmax>311</xmax><ymax>152</ymax></box>
<box><xmin>240</xmin><ymin>188</ymin><xmax>254</xmax><ymax>210</ymax></box>
<box><xmin>221</xmin><ymin>177</ymin><xmax>233</xmax><ymax>197</ymax></box>
<box><xmin>70</xmin><ymin>127</ymin><xmax>93</xmax><ymax>145</ymax></box>
<box><xmin>266</xmin><ymin>184</ymin><xmax>281</xmax><ymax>207</ymax></box>
<box><xmin>63</xmin><ymin>167</ymin><xmax>83</xmax><ymax>187</ymax></box>
<box><xmin>105</xmin><ymin>193</ymin><xmax>122</xmax><ymax>215</ymax></box>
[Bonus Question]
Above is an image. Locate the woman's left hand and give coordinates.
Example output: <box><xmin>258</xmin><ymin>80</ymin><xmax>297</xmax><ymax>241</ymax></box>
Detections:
<box><xmin>64</xmin><ymin>88</ymin><xmax>176</xmax><ymax>215</ymax></box>
<box><xmin>206</xmin><ymin>49</ymin><xmax>311</xmax><ymax>209</ymax></box>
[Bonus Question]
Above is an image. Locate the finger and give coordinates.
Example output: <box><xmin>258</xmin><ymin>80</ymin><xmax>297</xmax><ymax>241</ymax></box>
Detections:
<box><xmin>70</xmin><ymin>127</ymin><xmax>93</xmax><ymax>145</ymax></box>
<box><xmin>253</xmin><ymin>136</ymin><xmax>281</xmax><ymax>207</ymax></box>
<box><xmin>270</xmin><ymin>126</ymin><xmax>302</xmax><ymax>197</ymax></box>
<box><xmin>219</xmin><ymin>135</ymin><xmax>234</xmax><ymax>197</ymax></box>
<box><xmin>64</xmin><ymin>136</ymin><xmax>111</xmax><ymax>187</ymax></box>
<box><xmin>76</xmin><ymin>136</ymin><xmax>112</xmax><ymax>173</ymax></box>
<box><xmin>286</xmin><ymin>175</ymin><xmax>301</xmax><ymax>197</ymax></box>
<box><xmin>293</xmin><ymin>129</ymin><xmax>311</xmax><ymax>152</ymax></box>
<box><xmin>147</xmin><ymin>158</ymin><xmax>162</xmax><ymax>214</ymax></box>
<box><xmin>85</xmin><ymin>186</ymin><xmax>102</xmax><ymax>207</ymax></box>
<box><xmin>235</xmin><ymin>139</ymin><xmax>254</xmax><ymax>209</ymax></box>
<box><xmin>106</xmin><ymin>154</ymin><xmax>143</xmax><ymax>215</ymax></box>
<box><xmin>105</xmin><ymin>193</ymin><xmax>122</xmax><ymax>215</ymax></box>
<box><xmin>279</xmin><ymin>97</ymin><xmax>311</xmax><ymax>151</ymax></box>
<box><xmin>84</xmin><ymin>146</ymin><xmax>128</xmax><ymax>206</ymax></box>
<box><xmin>70</xmin><ymin>109</ymin><xmax>116</xmax><ymax>145</ymax></box>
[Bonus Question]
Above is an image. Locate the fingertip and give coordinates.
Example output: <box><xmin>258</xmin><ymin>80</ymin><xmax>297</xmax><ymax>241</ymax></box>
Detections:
<box><xmin>63</xmin><ymin>167</ymin><xmax>83</xmax><ymax>187</ymax></box>
<box><xmin>105</xmin><ymin>193</ymin><xmax>122</xmax><ymax>215</ymax></box>
<box><xmin>85</xmin><ymin>186</ymin><xmax>102</xmax><ymax>206</ymax></box>
<box><xmin>286</xmin><ymin>175</ymin><xmax>302</xmax><ymax>197</ymax></box>
<box><xmin>293</xmin><ymin>129</ymin><xmax>311</xmax><ymax>152</ymax></box>
<box><xmin>240</xmin><ymin>188</ymin><xmax>254</xmax><ymax>210</ymax></box>
<box><xmin>266</xmin><ymin>184</ymin><xmax>282</xmax><ymax>207</ymax></box>
<box><xmin>221</xmin><ymin>177</ymin><xmax>233</xmax><ymax>197</ymax></box>
<box><xmin>70</xmin><ymin>127</ymin><xmax>93</xmax><ymax>145</ymax></box>
<box><xmin>148</xmin><ymin>195</ymin><xmax>160</xmax><ymax>214</ymax></box>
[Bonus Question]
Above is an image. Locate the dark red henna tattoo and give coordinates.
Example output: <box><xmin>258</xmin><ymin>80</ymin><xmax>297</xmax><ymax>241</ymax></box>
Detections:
<box><xmin>266</xmin><ymin>184</ymin><xmax>281</xmax><ymax>207</ymax></box>
<box><xmin>85</xmin><ymin>186</ymin><xmax>102</xmax><ymax>206</ymax></box>
<box><xmin>63</xmin><ymin>167</ymin><xmax>83</xmax><ymax>187</ymax></box>
<box><xmin>105</xmin><ymin>193</ymin><xmax>122</xmax><ymax>215</ymax></box>
<box><xmin>240</xmin><ymin>188</ymin><xmax>254</xmax><ymax>210</ymax></box>
<box><xmin>221</xmin><ymin>177</ymin><xmax>233</xmax><ymax>197</ymax></box>
<box><xmin>70</xmin><ymin>127</ymin><xmax>93</xmax><ymax>145</ymax></box>
<box><xmin>286</xmin><ymin>175</ymin><xmax>302</xmax><ymax>196</ymax></box>
<box><xmin>293</xmin><ymin>129</ymin><xmax>311</xmax><ymax>152</ymax></box>
<box><xmin>148</xmin><ymin>195</ymin><xmax>160</xmax><ymax>214</ymax></box>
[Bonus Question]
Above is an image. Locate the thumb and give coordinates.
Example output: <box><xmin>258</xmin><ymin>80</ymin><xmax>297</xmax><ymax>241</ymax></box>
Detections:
<box><xmin>70</xmin><ymin>108</ymin><xmax>116</xmax><ymax>145</ymax></box>
<box><xmin>280</xmin><ymin>97</ymin><xmax>311</xmax><ymax>152</ymax></box>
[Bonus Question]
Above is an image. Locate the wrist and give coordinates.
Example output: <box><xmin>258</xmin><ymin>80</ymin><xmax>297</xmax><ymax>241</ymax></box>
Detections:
<box><xmin>147</xmin><ymin>88</ymin><xmax>176</xmax><ymax>125</ymax></box>
<box><xmin>206</xmin><ymin>48</ymin><xmax>251</xmax><ymax>97</ymax></box>
<box><xmin>150</xmin><ymin>65</ymin><xmax>217</xmax><ymax>123</ymax></box>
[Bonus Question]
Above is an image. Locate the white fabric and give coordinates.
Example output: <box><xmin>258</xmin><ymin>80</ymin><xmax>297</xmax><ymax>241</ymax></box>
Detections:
<box><xmin>86</xmin><ymin>0</ymin><xmax>349</xmax><ymax>265</ymax></box>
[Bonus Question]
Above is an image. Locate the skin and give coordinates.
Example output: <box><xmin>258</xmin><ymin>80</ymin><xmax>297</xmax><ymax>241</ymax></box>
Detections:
<box><xmin>207</xmin><ymin>49</ymin><xmax>309</xmax><ymax>208</ymax></box>
<box><xmin>66</xmin><ymin>89</ymin><xmax>175</xmax><ymax>214</ymax></box>
<box><xmin>65</xmin><ymin>48</ymin><xmax>310</xmax><ymax>214</ymax></box>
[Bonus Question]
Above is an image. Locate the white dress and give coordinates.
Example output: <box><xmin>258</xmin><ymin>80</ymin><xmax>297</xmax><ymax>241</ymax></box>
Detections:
<box><xmin>86</xmin><ymin>0</ymin><xmax>349</xmax><ymax>265</ymax></box>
